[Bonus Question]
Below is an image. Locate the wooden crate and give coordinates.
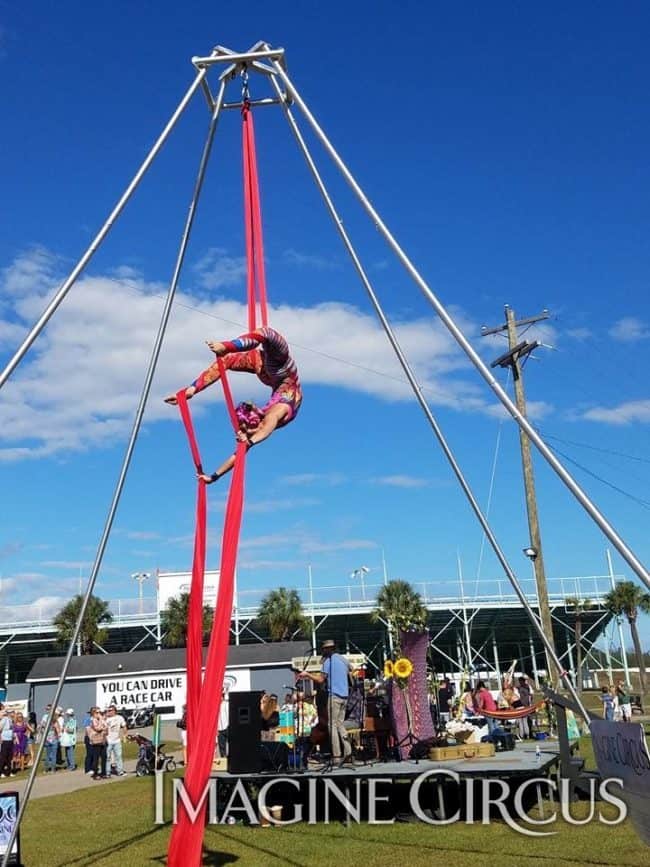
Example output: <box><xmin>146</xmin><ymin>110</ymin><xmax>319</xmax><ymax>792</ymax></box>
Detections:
<box><xmin>429</xmin><ymin>742</ymin><xmax>495</xmax><ymax>761</ymax></box>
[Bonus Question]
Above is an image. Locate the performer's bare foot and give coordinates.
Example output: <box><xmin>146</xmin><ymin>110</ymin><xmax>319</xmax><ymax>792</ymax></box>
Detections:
<box><xmin>164</xmin><ymin>386</ymin><xmax>197</xmax><ymax>405</ymax></box>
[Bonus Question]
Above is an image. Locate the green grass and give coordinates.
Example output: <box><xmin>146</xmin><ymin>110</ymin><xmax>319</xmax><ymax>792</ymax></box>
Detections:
<box><xmin>17</xmin><ymin>770</ymin><xmax>650</xmax><ymax>867</ymax></box>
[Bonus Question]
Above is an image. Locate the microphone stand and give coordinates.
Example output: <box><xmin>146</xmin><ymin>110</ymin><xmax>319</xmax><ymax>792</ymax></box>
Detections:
<box><xmin>291</xmin><ymin>646</ymin><xmax>316</xmax><ymax>773</ymax></box>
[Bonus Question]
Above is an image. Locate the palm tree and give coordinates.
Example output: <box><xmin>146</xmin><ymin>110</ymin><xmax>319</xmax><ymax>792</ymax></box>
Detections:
<box><xmin>371</xmin><ymin>579</ymin><xmax>427</xmax><ymax>648</ymax></box>
<box><xmin>565</xmin><ymin>596</ymin><xmax>592</xmax><ymax>694</ymax></box>
<box><xmin>603</xmin><ymin>581</ymin><xmax>650</xmax><ymax>694</ymax></box>
<box><xmin>53</xmin><ymin>594</ymin><xmax>113</xmax><ymax>655</ymax></box>
<box><xmin>160</xmin><ymin>592</ymin><xmax>214</xmax><ymax>648</ymax></box>
<box><xmin>258</xmin><ymin>588</ymin><xmax>307</xmax><ymax>641</ymax></box>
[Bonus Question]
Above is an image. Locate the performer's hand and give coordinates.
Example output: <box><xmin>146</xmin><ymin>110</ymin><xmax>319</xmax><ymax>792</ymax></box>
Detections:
<box><xmin>197</xmin><ymin>473</ymin><xmax>216</xmax><ymax>485</ymax></box>
<box><xmin>206</xmin><ymin>340</ymin><xmax>227</xmax><ymax>356</ymax></box>
<box><xmin>235</xmin><ymin>430</ymin><xmax>250</xmax><ymax>444</ymax></box>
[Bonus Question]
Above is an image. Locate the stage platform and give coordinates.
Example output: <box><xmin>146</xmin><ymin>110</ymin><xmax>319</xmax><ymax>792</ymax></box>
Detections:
<box><xmin>215</xmin><ymin>740</ymin><xmax>563</xmax><ymax>782</ymax></box>
<box><xmin>210</xmin><ymin>741</ymin><xmax>566</xmax><ymax>823</ymax></box>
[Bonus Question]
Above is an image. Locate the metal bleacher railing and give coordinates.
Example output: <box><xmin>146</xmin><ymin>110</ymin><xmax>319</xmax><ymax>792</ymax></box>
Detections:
<box><xmin>0</xmin><ymin>573</ymin><xmax>617</xmax><ymax>635</ymax></box>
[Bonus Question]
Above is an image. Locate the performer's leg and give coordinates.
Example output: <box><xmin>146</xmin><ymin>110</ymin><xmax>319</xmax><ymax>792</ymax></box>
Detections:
<box><xmin>333</xmin><ymin>698</ymin><xmax>351</xmax><ymax>760</ymax></box>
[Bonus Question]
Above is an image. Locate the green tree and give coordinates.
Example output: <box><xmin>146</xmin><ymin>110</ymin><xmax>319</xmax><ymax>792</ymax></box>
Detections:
<box><xmin>603</xmin><ymin>581</ymin><xmax>650</xmax><ymax>694</ymax></box>
<box><xmin>53</xmin><ymin>594</ymin><xmax>113</xmax><ymax>655</ymax></box>
<box><xmin>258</xmin><ymin>587</ymin><xmax>307</xmax><ymax>641</ymax></box>
<box><xmin>371</xmin><ymin>579</ymin><xmax>428</xmax><ymax>648</ymax></box>
<box><xmin>160</xmin><ymin>592</ymin><xmax>214</xmax><ymax>648</ymax></box>
<box><xmin>565</xmin><ymin>596</ymin><xmax>592</xmax><ymax>694</ymax></box>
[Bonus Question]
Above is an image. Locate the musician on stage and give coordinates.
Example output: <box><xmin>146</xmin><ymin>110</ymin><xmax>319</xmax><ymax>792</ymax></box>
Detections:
<box><xmin>299</xmin><ymin>639</ymin><xmax>352</xmax><ymax>767</ymax></box>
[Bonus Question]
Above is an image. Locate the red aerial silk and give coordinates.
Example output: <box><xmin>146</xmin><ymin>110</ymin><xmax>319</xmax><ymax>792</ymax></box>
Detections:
<box><xmin>174</xmin><ymin>390</ymin><xmax>207</xmax><ymax>757</ymax></box>
<box><xmin>167</xmin><ymin>99</ymin><xmax>268</xmax><ymax>867</ymax></box>
<box><xmin>480</xmin><ymin>700</ymin><xmax>546</xmax><ymax>720</ymax></box>
<box><xmin>242</xmin><ymin>103</ymin><xmax>268</xmax><ymax>331</ymax></box>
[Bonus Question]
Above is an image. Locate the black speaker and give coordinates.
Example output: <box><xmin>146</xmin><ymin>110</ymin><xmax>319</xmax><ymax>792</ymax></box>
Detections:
<box><xmin>228</xmin><ymin>691</ymin><xmax>263</xmax><ymax>774</ymax></box>
<box><xmin>260</xmin><ymin>740</ymin><xmax>290</xmax><ymax>773</ymax></box>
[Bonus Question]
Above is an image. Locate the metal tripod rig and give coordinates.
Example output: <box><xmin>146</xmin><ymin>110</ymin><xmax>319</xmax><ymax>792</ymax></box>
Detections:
<box><xmin>2</xmin><ymin>40</ymin><xmax>649</xmax><ymax>865</ymax></box>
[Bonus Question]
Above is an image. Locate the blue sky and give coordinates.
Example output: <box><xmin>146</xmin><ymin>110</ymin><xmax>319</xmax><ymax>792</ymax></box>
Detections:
<box><xmin>1</xmin><ymin>3</ymin><xmax>649</xmax><ymax>646</ymax></box>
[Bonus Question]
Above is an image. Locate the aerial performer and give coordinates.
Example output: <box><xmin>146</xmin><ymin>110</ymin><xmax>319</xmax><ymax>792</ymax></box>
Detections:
<box><xmin>164</xmin><ymin>326</ymin><xmax>302</xmax><ymax>481</ymax></box>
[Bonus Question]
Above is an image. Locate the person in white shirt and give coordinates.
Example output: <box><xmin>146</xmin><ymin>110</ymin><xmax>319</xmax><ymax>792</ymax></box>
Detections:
<box><xmin>104</xmin><ymin>705</ymin><xmax>127</xmax><ymax>776</ymax></box>
<box><xmin>0</xmin><ymin>706</ymin><xmax>15</xmax><ymax>778</ymax></box>
<box><xmin>217</xmin><ymin>692</ymin><xmax>229</xmax><ymax>758</ymax></box>
<box><xmin>59</xmin><ymin>709</ymin><xmax>78</xmax><ymax>770</ymax></box>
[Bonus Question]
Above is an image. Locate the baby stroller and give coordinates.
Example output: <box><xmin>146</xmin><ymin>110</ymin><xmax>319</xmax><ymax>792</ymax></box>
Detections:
<box><xmin>128</xmin><ymin>733</ymin><xmax>177</xmax><ymax>776</ymax></box>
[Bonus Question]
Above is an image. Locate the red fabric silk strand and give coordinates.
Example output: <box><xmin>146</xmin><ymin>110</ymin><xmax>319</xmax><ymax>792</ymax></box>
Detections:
<box><xmin>168</xmin><ymin>103</ymin><xmax>267</xmax><ymax>866</ymax></box>
<box><xmin>242</xmin><ymin>105</ymin><xmax>268</xmax><ymax>330</ymax></box>
<box><xmin>175</xmin><ymin>390</ymin><xmax>206</xmax><ymax>755</ymax></box>
<box><xmin>167</xmin><ymin>440</ymin><xmax>246</xmax><ymax>866</ymax></box>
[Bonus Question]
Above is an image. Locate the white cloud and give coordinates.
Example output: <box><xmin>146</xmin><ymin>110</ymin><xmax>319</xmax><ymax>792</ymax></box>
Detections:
<box><xmin>566</xmin><ymin>327</ymin><xmax>593</xmax><ymax>341</ymax></box>
<box><xmin>283</xmin><ymin>248</ymin><xmax>339</xmax><ymax>270</ymax></box>
<box><xmin>239</xmin><ymin>529</ymin><xmax>376</xmax><ymax>555</ymax></box>
<box><xmin>0</xmin><ymin>595</ymin><xmax>68</xmax><ymax>622</ymax></box>
<box><xmin>581</xmin><ymin>400</ymin><xmax>650</xmax><ymax>425</ymax></box>
<box><xmin>609</xmin><ymin>317</ymin><xmax>650</xmax><ymax>342</ymax></box>
<box><xmin>240</xmin><ymin>533</ymin><xmax>295</xmax><ymax>550</ymax></box>
<box><xmin>246</xmin><ymin>497</ymin><xmax>320</xmax><ymax>514</ymax></box>
<box><xmin>192</xmin><ymin>247</ymin><xmax>246</xmax><ymax>290</ymax></box>
<box><xmin>238</xmin><ymin>559</ymin><xmax>303</xmax><ymax>570</ymax></box>
<box><xmin>373</xmin><ymin>475</ymin><xmax>428</xmax><ymax>489</ymax></box>
<box><xmin>0</xmin><ymin>246</ymin><xmax>552</xmax><ymax>462</ymax></box>
<box><xmin>0</xmin><ymin>541</ymin><xmax>23</xmax><ymax>559</ymax></box>
<box><xmin>121</xmin><ymin>530</ymin><xmax>161</xmax><ymax>541</ymax></box>
<box><xmin>302</xmin><ymin>538</ymin><xmax>376</xmax><ymax>553</ymax></box>
<box><xmin>282</xmin><ymin>473</ymin><xmax>346</xmax><ymax>487</ymax></box>
<box><xmin>483</xmin><ymin>400</ymin><xmax>554</xmax><ymax>422</ymax></box>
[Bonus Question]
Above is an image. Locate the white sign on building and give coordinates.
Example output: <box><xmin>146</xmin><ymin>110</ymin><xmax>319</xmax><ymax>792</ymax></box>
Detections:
<box><xmin>157</xmin><ymin>570</ymin><xmax>221</xmax><ymax>612</ymax></box>
<box><xmin>95</xmin><ymin>666</ymin><xmax>250</xmax><ymax>718</ymax></box>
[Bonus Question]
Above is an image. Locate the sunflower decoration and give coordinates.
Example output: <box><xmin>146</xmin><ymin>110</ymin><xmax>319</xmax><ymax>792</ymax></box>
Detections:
<box><xmin>393</xmin><ymin>656</ymin><xmax>414</xmax><ymax>682</ymax></box>
<box><xmin>383</xmin><ymin>660</ymin><xmax>394</xmax><ymax>678</ymax></box>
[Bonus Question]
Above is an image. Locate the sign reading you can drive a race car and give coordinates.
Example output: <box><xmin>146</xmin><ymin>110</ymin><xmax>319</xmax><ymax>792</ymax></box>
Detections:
<box><xmin>95</xmin><ymin>668</ymin><xmax>250</xmax><ymax>717</ymax></box>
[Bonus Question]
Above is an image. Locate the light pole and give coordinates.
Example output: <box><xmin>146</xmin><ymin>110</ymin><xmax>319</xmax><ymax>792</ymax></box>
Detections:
<box><xmin>131</xmin><ymin>572</ymin><xmax>151</xmax><ymax>615</ymax></box>
<box><xmin>381</xmin><ymin>548</ymin><xmax>389</xmax><ymax>586</ymax></box>
<box><xmin>350</xmin><ymin>566</ymin><xmax>370</xmax><ymax>600</ymax></box>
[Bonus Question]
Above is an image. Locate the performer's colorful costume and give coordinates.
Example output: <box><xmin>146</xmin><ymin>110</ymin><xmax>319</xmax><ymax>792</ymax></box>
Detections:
<box><xmin>191</xmin><ymin>326</ymin><xmax>302</xmax><ymax>426</ymax></box>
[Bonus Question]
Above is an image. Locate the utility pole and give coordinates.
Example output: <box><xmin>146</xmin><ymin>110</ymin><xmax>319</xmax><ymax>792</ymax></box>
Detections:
<box><xmin>482</xmin><ymin>305</ymin><xmax>559</xmax><ymax>680</ymax></box>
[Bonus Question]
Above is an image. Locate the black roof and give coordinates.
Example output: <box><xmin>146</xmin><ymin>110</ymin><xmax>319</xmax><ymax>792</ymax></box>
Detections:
<box><xmin>27</xmin><ymin>641</ymin><xmax>311</xmax><ymax>682</ymax></box>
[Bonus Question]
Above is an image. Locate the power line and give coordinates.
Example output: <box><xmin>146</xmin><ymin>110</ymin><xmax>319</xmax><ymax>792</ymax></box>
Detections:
<box><xmin>538</xmin><ymin>430</ymin><xmax>650</xmax><ymax>467</ymax></box>
<box><xmin>546</xmin><ymin>443</ymin><xmax>650</xmax><ymax>512</ymax></box>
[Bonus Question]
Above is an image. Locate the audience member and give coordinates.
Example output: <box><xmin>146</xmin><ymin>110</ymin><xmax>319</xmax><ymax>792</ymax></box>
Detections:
<box><xmin>217</xmin><ymin>692</ymin><xmax>229</xmax><ymax>758</ymax></box>
<box><xmin>0</xmin><ymin>705</ymin><xmax>15</xmax><ymax>778</ymax></box>
<box><xmin>105</xmin><ymin>706</ymin><xmax>127</xmax><ymax>776</ymax></box>
<box><xmin>87</xmin><ymin>708</ymin><xmax>108</xmax><ymax>780</ymax></box>
<box><xmin>616</xmin><ymin>680</ymin><xmax>632</xmax><ymax>722</ymax></box>
<box><xmin>517</xmin><ymin>676</ymin><xmax>533</xmax><ymax>738</ymax></box>
<box><xmin>600</xmin><ymin>686</ymin><xmax>615</xmax><ymax>721</ymax></box>
<box><xmin>176</xmin><ymin>704</ymin><xmax>187</xmax><ymax>766</ymax></box>
<box><xmin>42</xmin><ymin>707</ymin><xmax>61</xmax><ymax>773</ymax></box>
<box><xmin>60</xmin><ymin>709</ymin><xmax>78</xmax><ymax>771</ymax></box>
<box><xmin>82</xmin><ymin>707</ymin><xmax>96</xmax><ymax>774</ymax></box>
<box><xmin>474</xmin><ymin>681</ymin><xmax>498</xmax><ymax>737</ymax></box>
<box><xmin>12</xmin><ymin>712</ymin><xmax>29</xmax><ymax>772</ymax></box>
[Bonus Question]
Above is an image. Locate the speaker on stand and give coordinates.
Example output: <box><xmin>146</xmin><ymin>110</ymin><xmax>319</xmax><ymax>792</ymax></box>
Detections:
<box><xmin>227</xmin><ymin>690</ymin><xmax>263</xmax><ymax>774</ymax></box>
